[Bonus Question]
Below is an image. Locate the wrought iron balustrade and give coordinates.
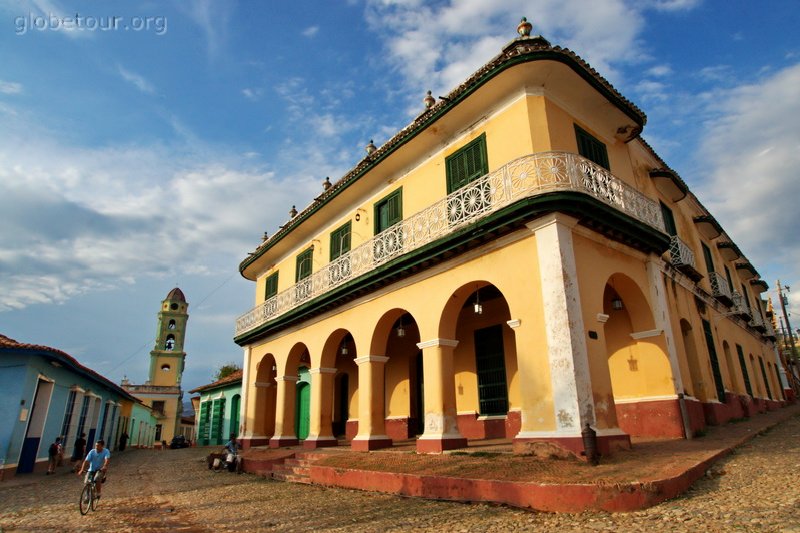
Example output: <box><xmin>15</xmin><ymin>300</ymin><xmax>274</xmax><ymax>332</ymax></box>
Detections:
<box><xmin>731</xmin><ymin>291</ymin><xmax>752</xmax><ymax>319</ymax></box>
<box><xmin>708</xmin><ymin>272</ymin><xmax>733</xmax><ymax>305</ymax></box>
<box><xmin>236</xmin><ymin>152</ymin><xmax>665</xmax><ymax>336</ymax></box>
<box><xmin>668</xmin><ymin>236</ymin><xmax>695</xmax><ymax>269</ymax></box>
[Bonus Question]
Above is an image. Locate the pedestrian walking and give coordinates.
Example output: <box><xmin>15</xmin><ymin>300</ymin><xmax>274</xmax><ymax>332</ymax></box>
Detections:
<box><xmin>71</xmin><ymin>433</ymin><xmax>86</xmax><ymax>472</ymax></box>
<box><xmin>46</xmin><ymin>437</ymin><xmax>62</xmax><ymax>475</ymax></box>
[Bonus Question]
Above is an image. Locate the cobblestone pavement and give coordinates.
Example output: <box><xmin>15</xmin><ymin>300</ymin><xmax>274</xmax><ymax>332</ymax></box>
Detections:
<box><xmin>1</xmin><ymin>415</ymin><xmax>799</xmax><ymax>532</ymax></box>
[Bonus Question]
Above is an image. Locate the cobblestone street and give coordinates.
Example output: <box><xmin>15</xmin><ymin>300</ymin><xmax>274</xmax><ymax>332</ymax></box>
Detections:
<box><xmin>1</xmin><ymin>414</ymin><xmax>799</xmax><ymax>532</ymax></box>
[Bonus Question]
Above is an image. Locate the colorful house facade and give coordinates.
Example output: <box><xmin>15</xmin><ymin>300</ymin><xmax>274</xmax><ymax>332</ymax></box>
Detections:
<box><xmin>190</xmin><ymin>369</ymin><xmax>242</xmax><ymax>446</ymax></box>
<box><xmin>233</xmin><ymin>20</ymin><xmax>786</xmax><ymax>456</ymax></box>
<box><xmin>0</xmin><ymin>334</ymin><xmax>136</xmax><ymax>479</ymax></box>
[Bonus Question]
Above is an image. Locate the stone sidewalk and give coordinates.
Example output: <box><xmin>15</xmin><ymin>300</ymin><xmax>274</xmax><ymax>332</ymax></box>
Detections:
<box><xmin>239</xmin><ymin>403</ymin><xmax>800</xmax><ymax>512</ymax></box>
<box><xmin>1</xmin><ymin>407</ymin><xmax>799</xmax><ymax>531</ymax></box>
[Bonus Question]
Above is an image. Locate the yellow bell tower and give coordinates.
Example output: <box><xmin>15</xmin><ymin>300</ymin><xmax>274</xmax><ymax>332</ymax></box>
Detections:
<box><xmin>149</xmin><ymin>287</ymin><xmax>189</xmax><ymax>386</ymax></box>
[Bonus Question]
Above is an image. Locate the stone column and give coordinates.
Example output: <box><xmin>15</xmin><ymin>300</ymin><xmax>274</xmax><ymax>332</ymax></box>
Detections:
<box><xmin>352</xmin><ymin>355</ymin><xmax>392</xmax><ymax>451</ymax></box>
<box><xmin>246</xmin><ymin>380</ymin><xmax>274</xmax><ymax>448</ymax></box>
<box><xmin>415</xmin><ymin>338</ymin><xmax>467</xmax><ymax>453</ymax></box>
<box><xmin>646</xmin><ymin>258</ymin><xmax>685</xmax><ymax>395</ymax></box>
<box><xmin>269</xmin><ymin>375</ymin><xmax>299</xmax><ymax>448</ymax></box>
<box><xmin>514</xmin><ymin>215</ymin><xmax>596</xmax><ymax>455</ymax></box>
<box><xmin>304</xmin><ymin>367</ymin><xmax>338</xmax><ymax>449</ymax></box>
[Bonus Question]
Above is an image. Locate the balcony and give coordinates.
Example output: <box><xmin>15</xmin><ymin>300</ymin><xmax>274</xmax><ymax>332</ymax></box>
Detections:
<box><xmin>749</xmin><ymin>311</ymin><xmax>767</xmax><ymax>332</ymax></box>
<box><xmin>235</xmin><ymin>152</ymin><xmax>666</xmax><ymax>337</ymax></box>
<box><xmin>668</xmin><ymin>236</ymin><xmax>702</xmax><ymax>281</ymax></box>
<box><xmin>731</xmin><ymin>291</ymin><xmax>752</xmax><ymax>321</ymax></box>
<box><xmin>708</xmin><ymin>271</ymin><xmax>733</xmax><ymax>306</ymax></box>
<box><xmin>763</xmin><ymin>320</ymin><xmax>777</xmax><ymax>340</ymax></box>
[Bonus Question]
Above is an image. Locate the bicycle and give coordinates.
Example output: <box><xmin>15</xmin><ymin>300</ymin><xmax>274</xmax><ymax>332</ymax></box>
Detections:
<box><xmin>79</xmin><ymin>470</ymin><xmax>102</xmax><ymax>514</ymax></box>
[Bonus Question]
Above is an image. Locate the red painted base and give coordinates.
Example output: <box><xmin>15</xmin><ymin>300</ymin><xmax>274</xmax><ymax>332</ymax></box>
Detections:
<box><xmin>345</xmin><ymin>420</ymin><xmax>358</xmax><ymax>441</ymax></box>
<box><xmin>269</xmin><ymin>437</ymin><xmax>299</xmax><ymax>448</ymax></box>
<box><xmin>416</xmin><ymin>437</ymin><xmax>468</xmax><ymax>453</ymax></box>
<box><xmin>615</xmin><ymin>399</ymin><xmax>685</xmax><ymax>438</ymax></box>
<box><xmin>513</xmin><ymin>432</ymin><xmax>630</xmax><ymax>458</ymax></box>
<box><xmin>351</xmin><ymin>437</ymin><xmax>393</xmax><ymax>451</ymax></box>
<box><xmin>302</xmin><ymin>438</ymin><xmax>338</xmax><ymax>450</ymax></box>
<box><xmin>784</xmin><ymin>388</ymin><xmax>796</xmax><ymax>402</ymax></box>
<box><xmin>385</xmin><ymin>418</ymin><xmax>415</xmax><ymax>440</ymax></box>
<box><xmin>240</xmin><ymin>436</ymin><xmax>271</xmax><ymax>450</ymax></box>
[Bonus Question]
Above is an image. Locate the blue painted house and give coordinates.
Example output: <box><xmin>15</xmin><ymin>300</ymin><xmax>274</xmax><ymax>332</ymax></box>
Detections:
<box><xmin>0</xmin><ymin>334</ymin><xmax>137</xmax><ymax>479</ymax></box>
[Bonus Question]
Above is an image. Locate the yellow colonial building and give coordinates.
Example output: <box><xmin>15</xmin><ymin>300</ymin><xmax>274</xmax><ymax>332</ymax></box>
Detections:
<box><xmin>234</xmin><ymin>20</ymin><xmax>787</xmax><ymax>456</ymax></box>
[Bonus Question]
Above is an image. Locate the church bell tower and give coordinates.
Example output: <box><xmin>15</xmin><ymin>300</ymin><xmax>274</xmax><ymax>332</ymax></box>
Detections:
<box><xmin>149</xmin><ymin>287</ymin><xmax>189</xmax><ymax>386</ymax></box>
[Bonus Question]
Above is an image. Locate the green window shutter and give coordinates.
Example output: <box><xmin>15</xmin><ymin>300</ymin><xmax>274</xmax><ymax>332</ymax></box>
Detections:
<box><xmin>701</xmin><ymin>242</ymin><xmax>715</xmax><ymax>274</ymax></box>
<box><xmin>774</xmin><ymin>365</ymin><xmax>783</xmax><ymax>400</ymax></box>
<box><xmin>330</xmin><ymin>221</ymin><xmax>352</xmax><ymax>260</ymax></box>
<box><xmin>758</xmin><ymin>358</ymin><xmax>772</xmax><ymax>399</ymax></box>
<box><xmin>198</xmin><ymin>401</ymin><xmax>210</xmax><ymax>445</ymax></box>
<box><xmin>446</xmin><ymin>134</ymin><xmax>488</xmax><ymax>194</ymax></box>
<box><xmin>701</xmin><ymin>319</ymin><xmax>726</xmax><ymax>402</ymax></box>
<box><xmin>736</xmin><ymin>344</ymin><xmax>753</xmax><ymax>397</ymax></box>
<box><xmin>574</xmin><ymin>125</ymin><xmax>609</xmax><ymax>170</ymax></box>
<box><xmin>264</xmin><ymin>272</ymin><xmax>279</xmax><ymax>300</ymax></box>
<box><xmin>474</xmin><ymin>325</ymin><xmax>509</xmax><ymax>416</ymax></box>
<box><xmin>659</xmin><ymin>201</ymin><xmax>677</xmax><ymax>236</ymax></box>
<box><xmin>374</xmin><ymin>189</ymin><xmax>403</xmax><ymax>234</ymax></box>
<box><xmin>295</xmin><ymin>248</ymin><xmax>313</xmax><ymax>282</ymax></box>
<box><xmin>724</xmin><ymin>266</ymin><xmax>734</xmax><ymax>293</ymax></box>
<box><xmin>211</xmin><ymin>398</ymin><xmax>225</xmax><ymax>444</ymax></box>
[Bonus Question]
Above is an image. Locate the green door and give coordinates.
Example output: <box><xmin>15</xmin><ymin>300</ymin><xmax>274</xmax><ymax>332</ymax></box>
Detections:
<box><xmin>295</xmin><ymin>383</ymin><xmax>310</xmax><ymax>440</ymax></box>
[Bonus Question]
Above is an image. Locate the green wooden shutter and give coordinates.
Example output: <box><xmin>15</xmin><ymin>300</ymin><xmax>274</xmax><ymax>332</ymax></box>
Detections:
<box><xmin>374</xmin><ymin>189</ymin><xmax>403</xmax><ymax>234</ymax></box>
<box><xmin>212</xmin><ymin>398</ymin><xmax>225</xmax><ymax>444</ymax></box>
<box><xmin>659</xmin><ymin>201</ymin><xmax>677</xmax><ymax>236</ymax></box>
<box><xmin>295</xmin><ymin>384</ymin><xmax>310</xmax><ymax>440</ymax></box>
<box><xmin>774</xmin><ymin>365</ymin><xmax>784</xmax><ymax>400</ymax></box>
<box><xmin>701</xmin><ymin>242</ymin><xmax>715</xmax><ymax>274</ymax></box>
<box><xmin>702</xmin><ymin>319</ymin><xmax>726</xmax><ymax>401</ymax></box>
<box><xmin>575</xmin><ymin>125</ymin><xmax>609</xmax><ymax>170</ymax></box>
<box><xmin>724</xmin><ymin>266</ymin><xmax>734</xmax><ymax>293</ymax></box>
<box><xmin>295</xmin><ymin>249</ymin><xmax>313</xmax><ymax>282</ymax></box>
<box><xmin>330</xmin><ymin>221</ymin><xmax>351</xmax><ymax>260</ymax></box>
<box><xmin>758</xmin><ymin>358</ymin><xmax>772</xmax><ymax>399</ymax></box>
<box><xmin>446</xmin><ymin>134</ymin><xmax>488</xmax><ymax>194</ymax></box>
<box><xmin>198</xmin><ymin>401</ymin><xmax>210</xmax><ymax>445</ymax></box>
<box><xmin>735</xmin><ymin>344</ymin><xmax>753</xmax><ymax>397</ymax></box>
<box><xmin>230</xmin><ymin>395</ymin><xmax>240</xmax><ymax>438</ymax></box>
<box><xmin>265</xmin><ymin>272</ymin><xmax>279</xmax><ymax>299</ymax></box>
<box><xmin>474</xmin><ymin>325</ymin><xmax>509</xmax><ymax>416</ymax></box>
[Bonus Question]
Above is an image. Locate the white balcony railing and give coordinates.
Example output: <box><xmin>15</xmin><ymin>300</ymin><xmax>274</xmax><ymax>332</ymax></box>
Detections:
<box><xmin>236</xmin><ymin>152</ymin><xmax>665</xmax><ymax>336</ymax></box>
<box><xmin>708</xmin><ymin>271</ymin><xmax>733</xmax><ymax>302</ymax></box>
<box><xmin>668</xmin><ymin>235</ymin><xmax>696</xmax><ymax>270</ymax></box>
<box><xmin>731</xmin><ymin>291</ymin><xmax>751</xmax><ymax>318</ymax></box>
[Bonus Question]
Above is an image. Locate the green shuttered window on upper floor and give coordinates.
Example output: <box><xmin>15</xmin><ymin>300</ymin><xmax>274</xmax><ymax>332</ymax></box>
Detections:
<box><xmin>330</xmin><ymin>221</ymin><xmax>351</xmax><ymax>261</ymax></box>
<box><xmin>575</xmin><ymin>124</ymin><xmax>609</xmax><ymax>170</ymax></box>
<box><xmin>264</xmin><ymin>271</ymin><xmax>278</xmax><ymax>300</ymax></box>
<box><xmin>374</xmin><ymin>189</ymin><xmax>403</xmax><ymax>234</ymax></box>
<box><xmin>446</xmin><ymin>133</ymin><xmax>488</xmax><ymax>194</ymax></box>
<box><xmin>295</xmin><ymin>248</ymin><xmax>313</xmax><ymax>282</ymax></box>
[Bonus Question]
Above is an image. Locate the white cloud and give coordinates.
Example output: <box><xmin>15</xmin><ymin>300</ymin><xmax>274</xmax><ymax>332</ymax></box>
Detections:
<box><xmin>697</xmin><ymin>63</ymin><xmax>800</xmax><ymax>311</ymax></box>
<box><xmin>117</xmin><ymin>65</ymin><xmax>156</xmax><ymax>94</ymax></box>
<box><xmin>179</xmin><ymin>0</ymin><xmax>231</xmax><ymax>60</ymax></box>
<box><xmin>242</xmin><ymin>88</ymin><xmax>262</xmax><ymax>101</ymax></box>
<box><xmin>0</xmin><ymin>80</ymin><xmax>23</xmax><ymax>94</ymax></box>
<box><xmin>646</xmin><ymin>65</ymin><xmax>673</xmax><ymax>77</ymax></box>
<box><xmin>302</xmin><ymin>26</ymin><xmax>319</xmax><ymax>38</ymax></box>
<box><xmin>0</xmin><ymin>130</ymin><xmax>292</xmax><ymax>312</ymax></box>
<box><xmin>363</xmin><ymin>0</ymin><xmax>650</xmax><ymax>113</ymax></box>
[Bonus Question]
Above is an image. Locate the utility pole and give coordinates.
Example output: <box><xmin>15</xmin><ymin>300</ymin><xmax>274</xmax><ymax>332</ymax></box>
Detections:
<box><xmin>776</xmin><ymin>281</ymin><xmax>799</xmax><ymax>394</ymax></box>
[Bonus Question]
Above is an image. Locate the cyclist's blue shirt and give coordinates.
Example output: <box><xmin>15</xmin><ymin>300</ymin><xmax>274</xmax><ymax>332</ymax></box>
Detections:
<box><xmin>84</xmin><ymin>448</ymin><xmax>110</xmax><ymax>472</ymax></box>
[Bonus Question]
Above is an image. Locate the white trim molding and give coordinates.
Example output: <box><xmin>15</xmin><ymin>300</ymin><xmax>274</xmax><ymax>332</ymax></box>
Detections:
<box><xmin>506</xmin><ymin>319</ymin><xmax>522</xmax><ymax>329</ymax></box>
<box><xmin>353</xmin><ymin>355</ymin><xmax>390</xmax><ymax>365</ymax></box>
<box><xmin>630</xmin><ymin>329</ymin><xmax>663</xmax><ymax>340</ymax></box>
<box><xmin>308</xmin><ymin>367</ymin><xmax>338</xmax><ymax>375</ymax></box>
<box><xmin>416</xmin><ymin>338</ymin><xmax>458</xmax><ymax>350</ymax></box>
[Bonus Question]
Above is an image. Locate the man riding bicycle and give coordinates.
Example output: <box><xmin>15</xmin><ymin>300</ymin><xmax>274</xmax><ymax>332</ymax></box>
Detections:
<box><xmin>76</xmin><ymin>439</ymin><xmax>111</xmax><ymax>498</ymax></box>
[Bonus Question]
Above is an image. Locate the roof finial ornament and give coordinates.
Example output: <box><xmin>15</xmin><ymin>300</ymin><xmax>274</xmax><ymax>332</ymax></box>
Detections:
<box><xmin>365</xmin><ymin>139</ymin><xmax>377</xmax><ymax>154</ymax></box>
<box><xmin>262</xmin><ymin>231</ymin><xmax>269</xmax><ymax>242</ymax></box>
<box><xmin>423</xmin><ymin>90</ymin><xmax>436</xmax><ymax>109</ymax></box>
<box><xmin>322</xmin><ymin>176</ymin><xmax>332</xmax><ymax>190</ymax></box>
<box><xmin>289</xmin><ymin>205</ymin><xmax>298</xmax><ymax>218</ymax></box>
<box><xmin>517</xmin><ymin>17</ymin><xmax>532</xmax><ymax>38</ymax></box>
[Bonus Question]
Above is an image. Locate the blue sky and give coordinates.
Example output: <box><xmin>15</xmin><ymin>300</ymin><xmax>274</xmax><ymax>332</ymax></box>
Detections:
<box><xmin>1</xmin><ymin>0</ymin><xmax>799</xmax><ymax>393</ymax></box>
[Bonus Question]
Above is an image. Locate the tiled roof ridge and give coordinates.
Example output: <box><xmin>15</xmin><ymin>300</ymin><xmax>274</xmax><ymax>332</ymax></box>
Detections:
<box><xmin>242</xmin><ymin>35</ymin><xmax>647</xmax><ymax>273</ymax></box>
<box><xmin>189</xmin><ymin>368</ymin><xmax>243</xmax><ymax>393</ymax></box>
<box><xmin>0</xmin><ymin>333</ymin><xmax>136</xmax><ymax>401</ymax></box>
